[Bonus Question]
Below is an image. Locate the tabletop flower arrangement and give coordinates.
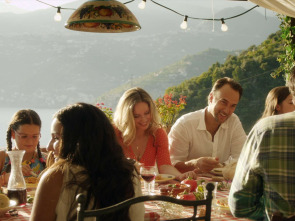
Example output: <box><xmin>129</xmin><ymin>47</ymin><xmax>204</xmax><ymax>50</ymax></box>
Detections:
<box><xmin>96</xmin><ymin>102</ymin><xmax>113</xmax><ymax>122</ymax></box>
<box><xmin>155</xmin><ymin>93</ymin><xmax>187</xmax><ymax>132</ymax></box>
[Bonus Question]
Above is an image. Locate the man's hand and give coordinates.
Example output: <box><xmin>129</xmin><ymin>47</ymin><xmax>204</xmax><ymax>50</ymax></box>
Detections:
<box><xmin>187</xmin><ymin>157</ymin><xmax>220</xmax><ymax>173</ymax></box>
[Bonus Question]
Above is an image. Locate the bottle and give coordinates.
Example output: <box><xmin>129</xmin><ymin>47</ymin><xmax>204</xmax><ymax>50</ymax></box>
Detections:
<box><xmin>7</xmin><ymin>150</ymin><xmax>27</xmax><ymax>205</ymax></box>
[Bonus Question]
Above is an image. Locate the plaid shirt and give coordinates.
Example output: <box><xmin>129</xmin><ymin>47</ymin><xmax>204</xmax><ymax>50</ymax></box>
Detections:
<box><xmin>229</xmin><ymin>111</ymin><xmax>295</xmax><ymax>220</ymax></box>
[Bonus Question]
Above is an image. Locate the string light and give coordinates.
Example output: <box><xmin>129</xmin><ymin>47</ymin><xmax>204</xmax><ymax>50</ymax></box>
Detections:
<box><xmin>54</xmin><ymin>7</ymin><xmax>62</xmax><ymax>22</ymax></box>
<box><xmin>36</xmin><ymin>0</ymin><xmax>75</xmax><ymax>22</ymax></box>
<box><xmin>138</xmin><ymin>0</ymin><xmax>146</xmax><ymax>9</ymax></box>
<box><xmin>221</xmin><ymin>18</ymin><xmax>228</xmax><ymax>32</ymax></box>
<box><xmin>35</xmin><ymin>0</ymin><xmax>259</xmax><ymax>32</ymax></box>
<box><xmin>180</xmin><ymin>15</ymin><xmax>188</xmax><ymax>30</ymax></box>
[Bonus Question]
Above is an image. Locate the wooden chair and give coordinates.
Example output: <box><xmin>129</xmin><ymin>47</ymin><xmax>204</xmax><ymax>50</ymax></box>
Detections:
<box><xmin>271</xmin><ymin>211</ymin><xmax>295</xmax><ymax>221</ymax></box>
<box><xmin>76</xmin><ymin>182</ymin><xmax>215</xmax><ymax>221</ymax></box>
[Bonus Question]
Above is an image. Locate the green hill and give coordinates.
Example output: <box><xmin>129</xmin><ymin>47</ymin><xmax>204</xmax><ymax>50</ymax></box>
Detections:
<box><xmin>166</xmin><ymin>31</ymin><xmax>286</xmax><ymax>133</ymax></box>
<box><xmin>97</xmin><ymin>48</ymin><xmax>237</xmax><ymax>108</ymax></box>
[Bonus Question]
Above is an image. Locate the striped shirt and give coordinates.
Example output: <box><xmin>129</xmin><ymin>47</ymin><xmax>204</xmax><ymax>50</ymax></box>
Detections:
<box><xmin>229</xmin><ymin>111</ymin><xmax>295</xmax><ymax>220</ymax></box>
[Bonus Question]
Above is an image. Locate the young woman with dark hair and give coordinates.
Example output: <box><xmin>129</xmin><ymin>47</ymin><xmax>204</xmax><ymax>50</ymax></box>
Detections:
<box><xmin>31</xmin><ymin>103</ymin><xmax>144</xmax><ymax>221</ymax></box>
<box><xmin>260</xmin><ymin>86</ymin><xmax>295</xmax><ymax>119</ymax></box>
<box><xmin>0</xmin><ymin>109</ymin><xmax>46</xmax><ymax>185</ymax></box>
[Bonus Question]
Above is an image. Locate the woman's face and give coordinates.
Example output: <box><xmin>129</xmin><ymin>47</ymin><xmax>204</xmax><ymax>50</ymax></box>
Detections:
<box><xmin>11</xmin><ymin>124</ymin><xmax>41</xmax><ymax>153</ymax></box>
<box><xmin>133</xmin><ymin>102</ymin><xmax>151</xmax><ymax>132</ymax></box>
<box><xmin>276</xmin><ymin>94</ymin><xmax>295</xmax><ymax>114</ymax></box>
<box><xmin>46</xmin><ymin>118</ymin><xmax>62</xmax><ymax>158</ymax></box>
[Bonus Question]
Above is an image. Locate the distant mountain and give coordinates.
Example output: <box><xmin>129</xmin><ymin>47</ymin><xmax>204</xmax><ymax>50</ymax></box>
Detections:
<box><xmin>97</xmin><ymin>48</ymin><xmax>239</xmax><ymax>108</ymax></box>
<box><xmin>0</xmin><ymin>3</ymin><xmax>280</xmax><ymax>108</ymax></box>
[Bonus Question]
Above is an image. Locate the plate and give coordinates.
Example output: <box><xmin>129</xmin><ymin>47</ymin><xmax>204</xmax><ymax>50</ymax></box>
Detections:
<box><xmin>26</xmin><ymin>183</ymin><xmax>38</xmax><ymax>188</ymax></box>
<box><xmin>155</xmin><ymin>174</ymin><xmax>175</xmax><ymax>183</ymax></box>
<box><xmin>216</xmin><ymin>197</ymin><xmax>231</xmax><ymax>214</ymax></box>
<box><xmin>210</xmin><ymin>168</ymin><xmax>224</xmax><ymax>176</ymax></box>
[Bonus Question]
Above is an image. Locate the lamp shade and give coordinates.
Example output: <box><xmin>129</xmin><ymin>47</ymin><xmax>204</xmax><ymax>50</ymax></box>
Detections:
<box><xmin>65</xmin><ymin>0</ymin><xmax>141</xmax><ymax>33</ymax></box>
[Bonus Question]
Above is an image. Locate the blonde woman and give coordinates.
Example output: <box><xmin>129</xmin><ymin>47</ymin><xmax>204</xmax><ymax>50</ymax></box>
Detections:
<box><xmin>113</xmin><ymin>87</ymin><xmax>198</xmax><ymax>181</ymax></box>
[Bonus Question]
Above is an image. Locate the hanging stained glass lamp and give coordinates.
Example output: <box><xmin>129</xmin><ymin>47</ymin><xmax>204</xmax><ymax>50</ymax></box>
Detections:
<box><xmin>65</xmin><ymin>0</ymin><xmax>141</xmax><ymax>33</ymax></box>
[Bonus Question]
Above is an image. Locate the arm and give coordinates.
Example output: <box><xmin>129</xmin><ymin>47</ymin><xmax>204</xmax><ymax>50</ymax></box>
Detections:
<box><xmin>154</xmin><ymin>128</ymin><xmax>172</xmax><ymax>168</ymax></box>
<box><xmin>229</xmin><ymin>116</ymin><xmax>247</xmax><ymax>161</ymax></box>
<box><xmin>154</xmin><ymin>129</ymin><xmax>199</xmax><ymax>180</ymax></box>
<box><xmin>30</xmin><ymin>168</ymin><xmax>64</xmax><ymax>221</ymax></box>
<box><xmin>168</xmin><ymin>120</ymin><xmax>190</xmax><ymax>166</ymax></box>
<box><xmin>159</xmin><ymin>164</ymin><xmax>199</xmax><ymax>181</ymax></box>
<box><xmin>229</xmin><ymin>129</ymin><xmax>264</xmax><ymax>220</ymax></box>
<box><xmin>174</xmin><ymin>157</ymin><xmax>219</xmax><ymax>173</ymax></box>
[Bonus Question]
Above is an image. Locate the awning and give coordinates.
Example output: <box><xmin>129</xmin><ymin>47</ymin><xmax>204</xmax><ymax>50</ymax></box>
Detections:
<box><xmin>249</xmin><ymin>0</ymin><xmax>295</xmax><ymax>18</ymax></box>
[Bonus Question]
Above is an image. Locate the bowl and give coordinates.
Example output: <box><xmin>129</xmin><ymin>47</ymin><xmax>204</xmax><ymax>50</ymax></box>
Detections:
<box><xmin>159</xmin><ymin>183</ymin><xmax>190</xmax><ymax>197</ymax></box>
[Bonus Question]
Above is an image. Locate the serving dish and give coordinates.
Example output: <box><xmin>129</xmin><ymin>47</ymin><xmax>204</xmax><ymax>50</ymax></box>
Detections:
<box><xmin>159</xmin><ymin>183</ymin><xmax>190</xmax><ymax>197</ymax></box>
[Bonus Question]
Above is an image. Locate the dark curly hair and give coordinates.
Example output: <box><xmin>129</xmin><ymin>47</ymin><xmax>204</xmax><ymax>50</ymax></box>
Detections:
<box><xmin>54</xmin><ymin>103</ymin><xmax>136</xmax><ymax>221</ymax></box>
<box><xmin>5</xmin><ymin>109</ymin><xmax>45</xmax><ymax>172</ymax></box>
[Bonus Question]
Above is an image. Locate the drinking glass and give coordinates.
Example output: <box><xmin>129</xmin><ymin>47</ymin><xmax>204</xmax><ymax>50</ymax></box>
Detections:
<box><xmin>140</xmin><ymin>166</ymin><xmax>156</xmax><ymax>195</ymax></box>
<box><xmin>203</xmin><ymin>182</ymin><xmax>218</xmax><ymax>215</ymax></box>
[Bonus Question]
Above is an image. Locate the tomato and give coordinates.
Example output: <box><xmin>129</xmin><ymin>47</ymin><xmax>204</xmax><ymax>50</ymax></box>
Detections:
<box><xmin>181</xmin><ymin>177</ymin><xmax>198</xmax><ymax>192</ymax></box>
<box><xmin>179</xmin><ymin>192</ymin><xmax>196</xmax><ymax>201</ymax></box>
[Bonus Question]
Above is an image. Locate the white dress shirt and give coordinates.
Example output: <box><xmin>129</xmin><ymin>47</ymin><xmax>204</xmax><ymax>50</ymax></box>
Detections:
<box><xmin>168</xmin><ymin>108</ymin><xmax>247</xmax><ymax>165</ymax></box>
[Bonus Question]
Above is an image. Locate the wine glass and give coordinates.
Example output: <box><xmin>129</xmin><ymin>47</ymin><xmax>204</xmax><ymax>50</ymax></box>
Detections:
<box><xmin>140</xmin><ymin>166</ymin><xmax>156</xmax><ymax>195</ymax></box>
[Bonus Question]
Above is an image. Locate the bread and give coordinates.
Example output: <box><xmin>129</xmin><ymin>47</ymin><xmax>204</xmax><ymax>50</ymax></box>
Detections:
<box><xmin>0</xmin><ymin>194</ymin><xmax>9</xmax><ymax>208</ymax></box>
<box><xmin>212</xmin><ymin>176</ymin><xmax>224</xmax><ymax>182</ymax></box>
<box><xmin>222</xmin><ymin>162</ymin><xmax>237</xmax><ymax>181</ymax></box>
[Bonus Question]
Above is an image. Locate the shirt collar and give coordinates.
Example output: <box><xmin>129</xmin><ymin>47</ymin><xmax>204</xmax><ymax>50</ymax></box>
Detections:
<box><xmin>197</xmin><ymin>107</ymin><xmax>229</xmax><ymax>130</ymax></box>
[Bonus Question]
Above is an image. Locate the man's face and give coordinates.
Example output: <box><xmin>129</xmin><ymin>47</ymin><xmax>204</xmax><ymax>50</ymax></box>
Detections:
<box><xmin>208</xmin><ymin>84</ymin><xmax>240</xmax><ymax>124</ymax></box>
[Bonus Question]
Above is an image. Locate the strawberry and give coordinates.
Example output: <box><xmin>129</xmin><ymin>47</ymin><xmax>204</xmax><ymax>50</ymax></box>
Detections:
<box><xmin>181</xmin><ymin>176</ymin><xmax>198</xmax><ymax>192</ymax></box>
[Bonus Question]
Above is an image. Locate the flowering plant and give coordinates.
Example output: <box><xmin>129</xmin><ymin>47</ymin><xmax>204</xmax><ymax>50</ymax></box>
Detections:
<box><xmin>96</xmin><ymin>102</ymin><xmax>113</xmax><ymax>122</ymax></box>
<box><xmin>155</xmin><ymin>94</ymin><xmax>186</xmax><ymax>128</ymax></box>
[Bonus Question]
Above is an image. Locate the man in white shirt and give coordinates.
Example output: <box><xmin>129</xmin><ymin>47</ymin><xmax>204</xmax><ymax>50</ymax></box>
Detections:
<box><xmin>169</xmin><ymin>77</ymin><xmax>247</xmax><ymax>173</ymax></box>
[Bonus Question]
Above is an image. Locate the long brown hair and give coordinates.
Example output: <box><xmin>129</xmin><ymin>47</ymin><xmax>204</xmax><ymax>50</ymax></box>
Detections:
<box><xmin>53</xmin><ymin>103</ymin><xmax>136</xmax><ymax>221</ymax></box>
<box><xmin>260</xmin><ymin>86</ymin><xmax>291</xmax><ymax>119</ymax></box>
<box><xmin>5</xmin><ymin>109</ymin><xmax>45</xmax><ymax>172</ymax></box>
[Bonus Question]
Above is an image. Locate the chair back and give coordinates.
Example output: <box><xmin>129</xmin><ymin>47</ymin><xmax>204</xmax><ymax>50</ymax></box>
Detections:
<box><xmin>76</xmin><ymin>182</ymin><xmax>215</xmax><ymax>221</ymax></box>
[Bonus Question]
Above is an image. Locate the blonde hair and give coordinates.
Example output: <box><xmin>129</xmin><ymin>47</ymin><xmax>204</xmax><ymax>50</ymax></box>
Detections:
<box><xmin>113</xmin><ymin>87</ymin><xmax>161</xmax><ymax>145</ymax></box>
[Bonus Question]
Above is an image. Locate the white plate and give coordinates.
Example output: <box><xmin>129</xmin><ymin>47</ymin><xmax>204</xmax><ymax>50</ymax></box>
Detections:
<box><xmin>210</xmin><ymin>168</ymin><xmax>224</xmax><ymax>176</ymax></box>
<box><xmin>216</xmin><ymin>197</ymin><xmax>231</xmax><ymax>214</ymax></box>
<box><xmin>155</xmin><ymin>174</ymin><xmax>175</xmax><ymax>183</ymax></box>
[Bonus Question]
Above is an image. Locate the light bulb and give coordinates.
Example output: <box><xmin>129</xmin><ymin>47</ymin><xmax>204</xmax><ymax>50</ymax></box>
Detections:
<box><xmin>221</xmin><ymin>19</ymin><xmax>228</xmax><ymax>32</ymax></box>
<box><xmin>138</xmin><ymin>0</ymin><xmax>146</xmax><ymax>9</ymax></box>
<box><xmin>54</xmin><ymin>7</ymin><xmax>62</xmax><ymax>22</ymax></box>
<box><xmin>180</xmin><ymin>15</ymin><xmax>188</xmax><ymax>30</ymax></box>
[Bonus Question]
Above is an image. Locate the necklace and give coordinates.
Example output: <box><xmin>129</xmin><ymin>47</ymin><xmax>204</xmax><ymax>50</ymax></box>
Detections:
<box><xmin>135</xmin><ymin>146</ymin><xmax>141</xmax><ymax>161</ymax></box>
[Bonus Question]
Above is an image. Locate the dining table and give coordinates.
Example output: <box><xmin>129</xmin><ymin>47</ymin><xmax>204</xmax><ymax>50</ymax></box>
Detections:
<box><xmin>143</xmin><ymin>175</ymin><xmax>250</xmax><ymax>221</ymax></box>
<box><xmin>0</xmin><ymin>176</ymin><xmax>251</xmax><ymax>221</ymax></box>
